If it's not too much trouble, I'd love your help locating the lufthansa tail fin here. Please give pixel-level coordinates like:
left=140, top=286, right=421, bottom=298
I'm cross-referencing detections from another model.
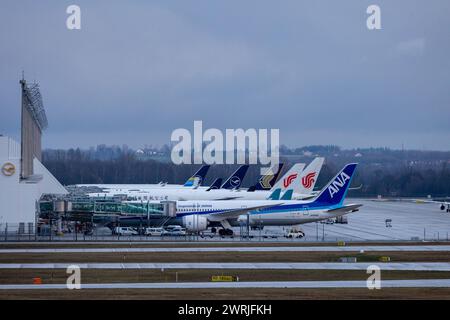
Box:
left=206, top=178, right=223, bottom=191
left=220, top=165, right=249, bottom=190
left=311, top=163, right=357, bottom=207
left=183, top=165, right=210, bottom=187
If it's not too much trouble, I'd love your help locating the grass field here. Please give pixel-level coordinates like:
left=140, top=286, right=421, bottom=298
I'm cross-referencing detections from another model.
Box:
left=2, top=251, right=450, bottom=263
left=2, top=242, right=450, bottom=299
left=0, top=241, right=449, bottom=249
left=1, top=269, right=450, bottom=284
left=2, top=287, right=450, bottom=300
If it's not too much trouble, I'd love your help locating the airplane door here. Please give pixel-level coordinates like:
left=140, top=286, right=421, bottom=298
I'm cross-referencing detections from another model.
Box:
left=302, top=206, right=309, bottom=216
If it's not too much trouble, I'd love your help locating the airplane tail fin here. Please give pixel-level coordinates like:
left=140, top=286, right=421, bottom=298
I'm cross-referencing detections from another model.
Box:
left=267, top=189, right=293, bottom=200
left=221, top=165, right=249, bottom=189
left=250, top=163, right=284, bottom=191
left=183, top=165, right=210, bottom=187
left=297, top=157, right=325, bottom=194
left=267, top=188, right=281, bottom=200
left=270, top=163, right=305, bottom=192
left=206, top=178, right=223, bottom=191
left=311, top=163, right=357, bottom=207
left=280, top=189, right=293, bottom=200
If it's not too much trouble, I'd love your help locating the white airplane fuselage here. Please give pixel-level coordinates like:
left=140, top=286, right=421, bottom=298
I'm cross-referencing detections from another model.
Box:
left=129, top=199, right=359, bottom=227
left=88, top=188, right=313, bottom=201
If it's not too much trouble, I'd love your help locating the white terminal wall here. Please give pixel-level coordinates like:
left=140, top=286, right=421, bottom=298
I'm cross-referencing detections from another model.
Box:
left=0, top=136, right=67, bottom=225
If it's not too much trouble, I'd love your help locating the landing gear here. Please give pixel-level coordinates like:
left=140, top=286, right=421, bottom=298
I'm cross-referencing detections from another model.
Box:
left=218, top=228, right=234, bottom=237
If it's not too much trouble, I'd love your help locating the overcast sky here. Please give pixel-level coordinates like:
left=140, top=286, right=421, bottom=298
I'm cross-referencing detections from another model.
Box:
left=1, top=1, right=449, bottom=150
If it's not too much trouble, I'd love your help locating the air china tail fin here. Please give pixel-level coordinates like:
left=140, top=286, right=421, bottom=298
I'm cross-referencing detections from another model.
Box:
left=183, top=165, right=210, bottom=187
left=311, top=163, right=357, bottom=207
left=206, top=178, right=223, bottom=191
left=297, top=157, right=325, bottom=194
left=250, top=163, right=284, bottom=191
left=221, top=165, right=249, bottom=190
left=270, top=163, right=305, bottom=193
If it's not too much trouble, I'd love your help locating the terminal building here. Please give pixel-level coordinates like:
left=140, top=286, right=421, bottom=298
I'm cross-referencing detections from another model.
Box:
left=0, top=79, right=67, bottom=234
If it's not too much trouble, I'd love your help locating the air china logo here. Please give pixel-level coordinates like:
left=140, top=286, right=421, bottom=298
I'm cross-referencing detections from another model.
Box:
left=301, top=172, right=316, bottom=189
left=283, top=173, right=298, bottom=188
left=328, top=172, right=351, bottom=198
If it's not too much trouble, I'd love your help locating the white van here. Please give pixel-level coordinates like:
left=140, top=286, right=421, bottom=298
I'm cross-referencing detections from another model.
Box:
left=162, top=225, right=187, bottom=236
left=114, top=227, right=139, bottom=236
left=144, top=227, right=164, bottom=236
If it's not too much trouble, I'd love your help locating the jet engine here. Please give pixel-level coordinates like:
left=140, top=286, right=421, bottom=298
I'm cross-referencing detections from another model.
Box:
left=182, top=215, right=208, bottom=232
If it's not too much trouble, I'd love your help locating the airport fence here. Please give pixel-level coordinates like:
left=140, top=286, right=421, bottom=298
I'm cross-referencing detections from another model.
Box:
left=0, top=223, right=37, bottom=241
left=1, top=222, right=450, bottom=242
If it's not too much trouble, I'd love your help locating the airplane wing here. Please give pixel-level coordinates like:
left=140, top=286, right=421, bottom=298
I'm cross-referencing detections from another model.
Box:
left=326, top=204, right=362, bottom=214
left=212, top=196, right=243, bottom=201
left=207, top=204, right=282, bottom=221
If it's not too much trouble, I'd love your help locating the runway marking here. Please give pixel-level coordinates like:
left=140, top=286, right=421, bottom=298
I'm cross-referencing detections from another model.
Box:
left=1, top=262, right=450, bottom=271
left=1, top=245, right=450, bottom=253
left=1, top=279, right=450, bottom=290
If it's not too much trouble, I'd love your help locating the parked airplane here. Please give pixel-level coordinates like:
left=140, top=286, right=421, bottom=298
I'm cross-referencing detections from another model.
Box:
left=88, top=159, right=322, bottom=201
left=413, top=198, right=450, bottom=213
left=85, top=162, right=284, bottom=198
left=126, top=163, right=361, bottom=236
left=76, top=165, right=211, bottom=191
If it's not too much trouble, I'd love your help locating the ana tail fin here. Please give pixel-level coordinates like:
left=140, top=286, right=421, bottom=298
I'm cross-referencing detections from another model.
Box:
left=311, top=163, right=357, bottom=206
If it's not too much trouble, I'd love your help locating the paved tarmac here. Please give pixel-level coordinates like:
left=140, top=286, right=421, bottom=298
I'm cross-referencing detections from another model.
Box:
left=1, top=245, right=450, bottom=254
left=1, top=279, right=450, bottom=290
left=1, top=262, right=450, bottom=271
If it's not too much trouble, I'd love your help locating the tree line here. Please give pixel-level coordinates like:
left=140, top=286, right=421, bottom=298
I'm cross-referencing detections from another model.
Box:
left=42, top=147, right=450, bottom=197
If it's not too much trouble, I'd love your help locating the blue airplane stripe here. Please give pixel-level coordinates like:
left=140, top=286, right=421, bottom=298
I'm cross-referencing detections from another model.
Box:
left=176, top=204, right=340, bottom=217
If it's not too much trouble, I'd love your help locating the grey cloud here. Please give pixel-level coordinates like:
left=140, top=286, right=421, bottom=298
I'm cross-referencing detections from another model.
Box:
left=0, top=0, right=449, bottom=150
